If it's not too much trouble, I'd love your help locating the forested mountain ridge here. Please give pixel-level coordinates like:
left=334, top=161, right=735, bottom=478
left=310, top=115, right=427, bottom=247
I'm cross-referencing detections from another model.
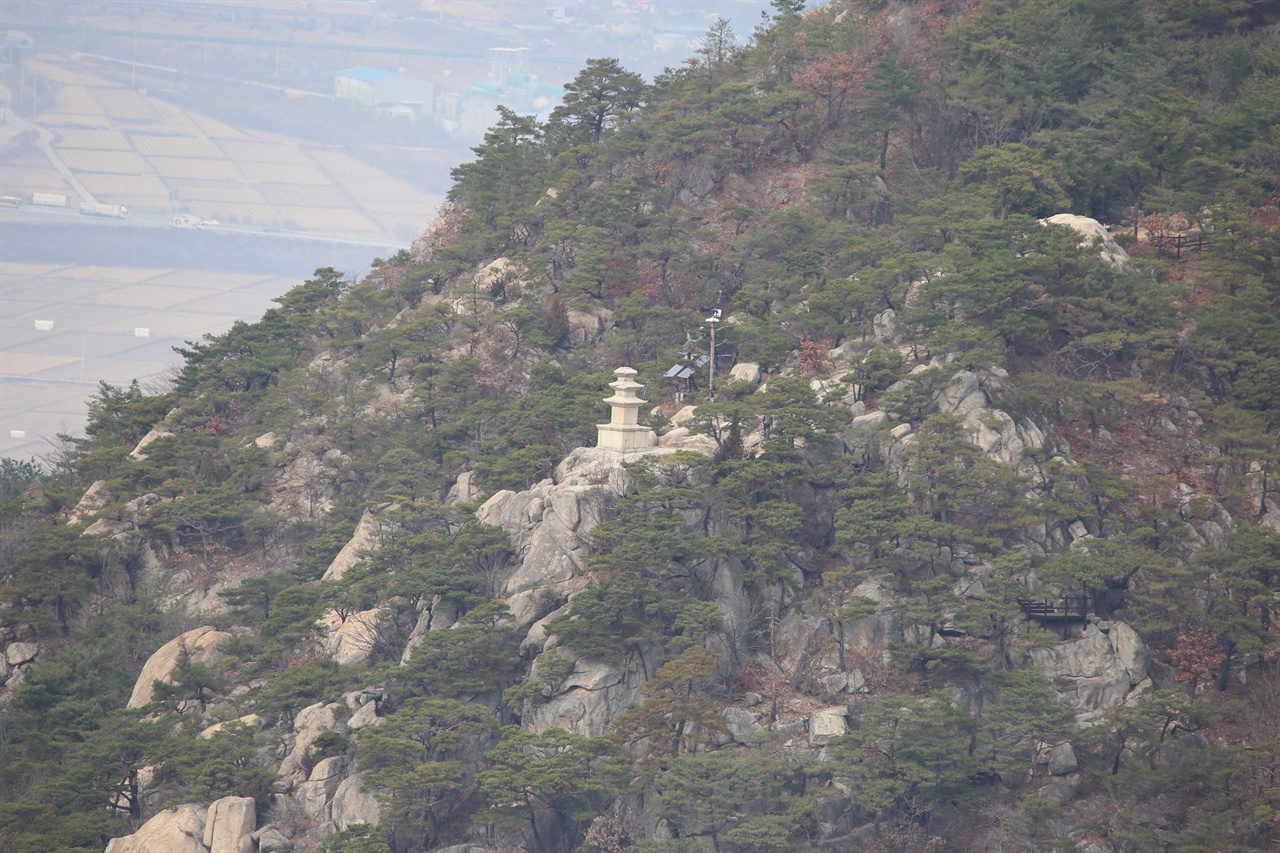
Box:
left=3, top=0, right=1280, bottom=851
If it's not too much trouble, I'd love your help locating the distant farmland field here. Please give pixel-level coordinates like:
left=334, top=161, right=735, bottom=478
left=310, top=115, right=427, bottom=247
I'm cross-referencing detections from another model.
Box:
left=15, top=57, right=440, bottom=243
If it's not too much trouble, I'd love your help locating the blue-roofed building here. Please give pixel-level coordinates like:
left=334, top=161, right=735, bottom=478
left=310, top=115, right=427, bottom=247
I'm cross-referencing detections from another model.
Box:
left=335, top=67, right=433, bottom=113
left=335, top=67, right=396, bottom=106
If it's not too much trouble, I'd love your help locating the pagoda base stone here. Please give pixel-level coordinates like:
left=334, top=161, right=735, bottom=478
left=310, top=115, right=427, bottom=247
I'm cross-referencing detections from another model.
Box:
left=596, top=423, right=657, bottom=451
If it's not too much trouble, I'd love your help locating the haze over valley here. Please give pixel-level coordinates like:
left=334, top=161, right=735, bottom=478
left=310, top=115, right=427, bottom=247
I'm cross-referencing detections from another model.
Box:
left=0, top=0, right=776, bottom=458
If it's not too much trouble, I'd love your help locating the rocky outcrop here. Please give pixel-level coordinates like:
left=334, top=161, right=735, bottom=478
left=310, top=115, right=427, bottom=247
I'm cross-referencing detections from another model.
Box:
left=722, top=707, right=765, bottom=744
left=969, top=409, right=1048, bottom=477
left=202, top=796, right=256, bottom=853
left=1178, top=491, right=1235, bottom=550
left=480, top=440, right=714, bottom=625
left=1029, top=620, right=1151, bottom=725
left=199, top=714, right=262, bottom=739
left=933, top=369, right=988, bottom=417
left=279, top=701, right=346, bottom=782
left=809, top=707, right=849, bottom=743
left=409, top=201, right=457, bottom=263
left=104, top=803, right=208, bottom=853
left=885, top=366, right=1052, bottom=485
left=1045, top=741, right=1078, bottom=776
left=476, top=432, right=728, bottom=741
left=322, top=508, right=391, bottom=582
left=446, top=470, right=481, bottom=505
left=69, top=479, right=111, bottom=524
left=766, top=575, right=968, bottom=706
left=566, top=307, right=612, bottom=345
left=330, top=771, right=382, bottom=831
left=849, top=410, right=888, bottom=431
left=1043, top=213, right=1133, bottom=272
left=872, top=308, right=897, bottom=342
left=252, top=826, right=294, bottom=853
left=296, top=756, right=346, bottom=822
left=130, top=428, right=174, bottom=461
left=1261, top=509, right=1280, bottom=536
left=523, top=650, right=653, bottom=738
left=475, top=257, right=514, bottom=294
left=729, top=362, right=761, bottom=384
left=345, top=687, right=385, bottom=731
left=128, top=626, right=234, bottom=709
left=479, top=482, right=607, bottom=625
left=400, top=599, right=460, bottom=664
left=4, top=642, right=38, bottom=666
left=322, top=608, right=383, bottom=666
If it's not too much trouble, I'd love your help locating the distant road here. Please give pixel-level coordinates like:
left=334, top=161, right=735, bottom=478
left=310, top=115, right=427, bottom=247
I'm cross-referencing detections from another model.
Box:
left=0, top=84, right=100, bottom=203
left=0, top=215, right=393, bottom=276
left=0, top=206, right=406, bottom=256
left=1, top=19, right=580, bottom=64
left=72, top=50, right=333, bottom=99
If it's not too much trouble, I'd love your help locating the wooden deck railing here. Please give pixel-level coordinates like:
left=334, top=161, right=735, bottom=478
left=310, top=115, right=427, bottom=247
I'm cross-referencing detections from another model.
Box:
left=1018, top=596, right=1090, bottom=622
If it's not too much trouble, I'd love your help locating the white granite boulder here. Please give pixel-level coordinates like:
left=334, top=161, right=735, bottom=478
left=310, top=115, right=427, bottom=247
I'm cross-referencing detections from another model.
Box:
left=331, top=771, right=382, bottom=830
left=1030, top=621, right=1151, bottom=724
left=446, top=470, right=481, bottom=504
left=279, top=701, right=346, bottom=782
left=105, top=804, right=207, bottom=853
left=1047, top=741, right=1078, bottom=776
left=4, top=642, right=38, bottom=666
left=522, top=652, right=651, bottom=738
left=324, top=608, right=383, bottom=666
left=873, top=308, right=897, bottom=341
left=722, top=707, right=764, bottom=743
left=1043, top=213, right=1133, bottom=272
left=850, top=411, right=888, bottom=430
left=128, top=626, right=232, bottom=709
left=934, top=370, right=988, bottom=416
left=322, top=508, right=390, bottom=582
left=296, top=756, right=346, bottom=822
left=68, top=479, right=110, bottom=524
left=203, top=795, right=256, bottom=853
left=729, top=362, right=761, bottom=384
left=809, top=707, right=849, bottom=743
left=130, top=428, right=173, bottom=461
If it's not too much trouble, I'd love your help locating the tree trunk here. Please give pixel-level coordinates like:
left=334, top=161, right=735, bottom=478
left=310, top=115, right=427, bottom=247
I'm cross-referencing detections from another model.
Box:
left=1216, top=638, right=1236, bottom=692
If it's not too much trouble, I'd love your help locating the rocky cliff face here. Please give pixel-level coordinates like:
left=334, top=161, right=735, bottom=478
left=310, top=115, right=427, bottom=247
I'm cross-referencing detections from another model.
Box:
left=1030, top=619, right=1152, bottom=725
left=95, top=343, right=1178, bottom=853
left=76, top=196, right=1251, bottom=853
left=4, top=0, right=1276, bottom=838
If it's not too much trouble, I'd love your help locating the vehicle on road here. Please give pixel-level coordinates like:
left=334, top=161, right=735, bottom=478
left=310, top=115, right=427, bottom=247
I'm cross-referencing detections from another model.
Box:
left=80, top=202, right=128, bottom=219
left=0, top=196, right=22, bottom=209
left=174, top=214, right=199, bottom=228
left=30, top=192, right=69, bottom=208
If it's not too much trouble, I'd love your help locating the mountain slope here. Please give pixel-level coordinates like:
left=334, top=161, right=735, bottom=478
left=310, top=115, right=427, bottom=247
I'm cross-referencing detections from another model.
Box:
left=3, top=1, right=1280, bottom=851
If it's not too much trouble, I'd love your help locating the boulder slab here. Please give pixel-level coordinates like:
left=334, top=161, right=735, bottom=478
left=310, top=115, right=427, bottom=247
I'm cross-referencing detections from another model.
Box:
left=203, top=796, right=256, bottom=853
left=4, top=642, right=38, bottom=666
left=280, top=701, right=345, bottom=781
left=105, top=804, right=207, bottom=853
left=809, top=707, right=849, bottom=744
left=331, top=771, right=382, bottom=830
left=325, top=608, right=382, bottom=666
left=1030, top=621, right=1150, bottom=723
left=323, top=508, right=388, bottom=582
left=128, top=626, right=232, bottom=709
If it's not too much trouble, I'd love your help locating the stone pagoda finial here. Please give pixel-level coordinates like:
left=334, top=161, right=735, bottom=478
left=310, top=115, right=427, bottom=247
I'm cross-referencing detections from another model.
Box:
left=597, top=367, right=657, bottom=451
